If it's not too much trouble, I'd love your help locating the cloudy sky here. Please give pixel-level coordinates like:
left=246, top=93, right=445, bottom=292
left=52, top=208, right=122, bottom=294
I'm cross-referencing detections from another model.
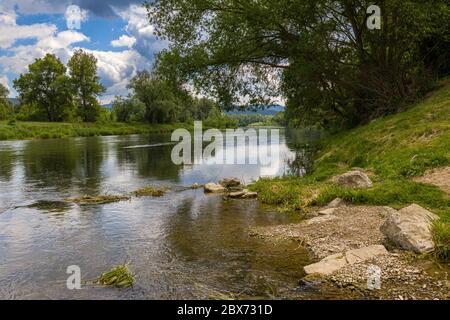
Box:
left=0, top=0, right=166, bottom=103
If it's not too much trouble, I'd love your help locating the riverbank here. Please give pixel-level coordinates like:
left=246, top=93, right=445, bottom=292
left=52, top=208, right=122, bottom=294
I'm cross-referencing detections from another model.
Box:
left=250, top=79, right=450, bottom=259
left=0, top=121, right=190, bottom=141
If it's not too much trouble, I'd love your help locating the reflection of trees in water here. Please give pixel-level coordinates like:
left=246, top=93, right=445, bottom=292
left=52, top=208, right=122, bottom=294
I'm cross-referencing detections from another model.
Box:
left=115, top=140, right=181, bottom=181
left=22, top=137, right=104, bottom=195
left=284, top=128, right=323, bottom=177
left=0, top=149, right=15, bottom=181
left=285, top=146, right=317, bottom=176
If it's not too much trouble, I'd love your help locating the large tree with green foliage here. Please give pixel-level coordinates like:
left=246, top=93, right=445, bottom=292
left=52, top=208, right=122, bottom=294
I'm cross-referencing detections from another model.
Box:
left=147, top=0, right=450, bottom=128
left=13, top=54, right=73, bottom=122
left=127, top=70, right=193, bottom=123
left=0, top=83, right=13, bottom=120
left=68, top=49, right=105, bottom=122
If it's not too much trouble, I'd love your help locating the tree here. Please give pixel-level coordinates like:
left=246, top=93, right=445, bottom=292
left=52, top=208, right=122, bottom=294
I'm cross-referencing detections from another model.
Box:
left=68, top=49, right=105, bottom=122
left=112, top=96, right=146, bottom=123
left=0, top=83, right=13, bottom=120
left=13, top=54, right=73, bottom=122
left=147, top=0, right=450, bottom=128
left=127, top=70, right=189, bottom=124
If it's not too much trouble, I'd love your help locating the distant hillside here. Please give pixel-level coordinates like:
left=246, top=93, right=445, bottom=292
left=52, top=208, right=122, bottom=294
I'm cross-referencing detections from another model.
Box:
left=227, top=105, right=285, bottom=116
left=7, top=98, right=20, bottom=106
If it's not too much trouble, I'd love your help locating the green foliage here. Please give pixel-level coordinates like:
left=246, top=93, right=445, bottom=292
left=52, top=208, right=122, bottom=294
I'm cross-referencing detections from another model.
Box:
left=433, top=221, right=450, bottom=260
left=13, top=54, right=73, bottom=122
left=68, top=49, right=105, bottom=122
left=250, top=81, right=450, bottom=260
left=148, top=0, right=450, bottom=128
left=128, top=70, right=190, bottom=124
left=112, top=96, right=146, bottom=123
left=0, top=83, right=13, bottom=120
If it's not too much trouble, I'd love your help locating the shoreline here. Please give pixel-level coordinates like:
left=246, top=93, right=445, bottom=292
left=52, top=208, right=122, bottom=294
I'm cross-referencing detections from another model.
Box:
left=0, top=121, right=191, bottom=141
left=250, top=203, right=450, bottom=300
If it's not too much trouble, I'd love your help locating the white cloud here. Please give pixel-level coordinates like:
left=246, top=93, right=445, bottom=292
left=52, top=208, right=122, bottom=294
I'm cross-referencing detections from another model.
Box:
left=0, top=30, right=89, bottom=74
left=113, top=4, right=167, bottom=58
left=0, top=76, right=11, bottom=93
left=0, top=11, right=57, bottom=49
left=0, top=3, right=161, bottom=103
left=83, top=48, right=150, bottom=102
left=111, top=35, right=136, bottom=48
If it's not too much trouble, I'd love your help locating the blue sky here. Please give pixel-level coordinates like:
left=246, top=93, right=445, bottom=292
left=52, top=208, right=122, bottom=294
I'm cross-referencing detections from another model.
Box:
left=0, top=0, right=166, bottom=103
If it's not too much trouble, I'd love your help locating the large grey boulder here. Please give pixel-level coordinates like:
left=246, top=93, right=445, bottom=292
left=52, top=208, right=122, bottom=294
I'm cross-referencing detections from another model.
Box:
left=336, top=170, right=373, bottom=189
left=380, top=204, right=440, bottom=253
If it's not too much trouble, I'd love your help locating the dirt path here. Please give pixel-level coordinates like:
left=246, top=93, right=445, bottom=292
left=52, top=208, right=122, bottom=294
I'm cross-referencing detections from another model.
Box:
left=414, top=166, right=450, bottom=195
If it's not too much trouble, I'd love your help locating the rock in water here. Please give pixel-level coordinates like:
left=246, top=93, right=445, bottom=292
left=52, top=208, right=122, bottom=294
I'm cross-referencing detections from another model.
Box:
left=380, top=204, right=440, bottom=253
left=336, top=170, right=373, bottom=188
left=228, top=189, right=258, bottom=199
left=204, top=183, right=226, bottom=193
left=219, top=177, right=242, bottom=188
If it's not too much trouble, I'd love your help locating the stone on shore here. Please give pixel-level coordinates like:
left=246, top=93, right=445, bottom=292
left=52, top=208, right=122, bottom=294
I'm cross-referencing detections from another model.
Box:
left=336, top=170, right=373, bottom=189
left=304, top=245, right=389, bottom=276
left=318, top=208, right=337, bottom=216
left=304, top=253, right=347, bottom=276
left=345, top=245, right=388, bottom=264
left=327, top=198, right=345, bottom=208
left=380, top=204, right=439, bottom=253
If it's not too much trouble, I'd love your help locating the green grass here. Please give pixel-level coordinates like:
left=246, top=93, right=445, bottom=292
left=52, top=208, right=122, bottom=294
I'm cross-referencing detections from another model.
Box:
left=251, top=79, right=450, bottom=260
left=0, top=121, right=190, bottom=141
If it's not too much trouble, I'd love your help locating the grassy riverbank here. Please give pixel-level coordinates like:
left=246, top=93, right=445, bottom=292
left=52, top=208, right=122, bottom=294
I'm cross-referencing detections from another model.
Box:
left=0, top=121, right=189, bottom=140
left=251, top=79, right=450, bottom=260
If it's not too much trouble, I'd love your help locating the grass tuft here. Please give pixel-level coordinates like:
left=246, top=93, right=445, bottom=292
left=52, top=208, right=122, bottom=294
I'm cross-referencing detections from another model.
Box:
left=96, top=265, right=135, bottom=288
left=433, top=221, right=450, bottom=261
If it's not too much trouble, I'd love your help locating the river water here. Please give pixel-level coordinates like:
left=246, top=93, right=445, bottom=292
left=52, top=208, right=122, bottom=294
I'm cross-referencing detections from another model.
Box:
left=0, top=128, right=323, bottom=299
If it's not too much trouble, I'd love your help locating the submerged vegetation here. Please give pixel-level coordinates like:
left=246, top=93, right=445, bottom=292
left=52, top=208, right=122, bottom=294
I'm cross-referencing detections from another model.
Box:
left=132, top=186, right=169, bottom=197
left=251, top=80, right=450, bottom=260
left=66, top=195, right=131, bottom=205
left=96, top=265, right=135, bottom=288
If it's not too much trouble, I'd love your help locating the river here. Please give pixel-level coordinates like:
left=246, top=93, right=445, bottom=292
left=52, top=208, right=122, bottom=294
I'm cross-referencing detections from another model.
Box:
left=0, top=128, right=324, bottom=299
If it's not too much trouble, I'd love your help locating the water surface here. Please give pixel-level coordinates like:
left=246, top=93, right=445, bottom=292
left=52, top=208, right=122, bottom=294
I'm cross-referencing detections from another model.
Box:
left=0, top=129, right=323, bottom=299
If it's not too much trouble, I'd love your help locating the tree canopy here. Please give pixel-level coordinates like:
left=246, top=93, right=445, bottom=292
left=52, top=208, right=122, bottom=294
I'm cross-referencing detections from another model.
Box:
left=13, top=54, right=73, bottom=122
left=68, top=49, right=105, bottom=122
left=147, top=0, right=450, bottom=127
left=0, top=83, right=12, bottom=120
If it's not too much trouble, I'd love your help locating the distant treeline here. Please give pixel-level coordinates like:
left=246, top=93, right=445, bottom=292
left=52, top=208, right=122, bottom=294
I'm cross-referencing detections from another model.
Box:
left=0, top=51, right=283, bottom=128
